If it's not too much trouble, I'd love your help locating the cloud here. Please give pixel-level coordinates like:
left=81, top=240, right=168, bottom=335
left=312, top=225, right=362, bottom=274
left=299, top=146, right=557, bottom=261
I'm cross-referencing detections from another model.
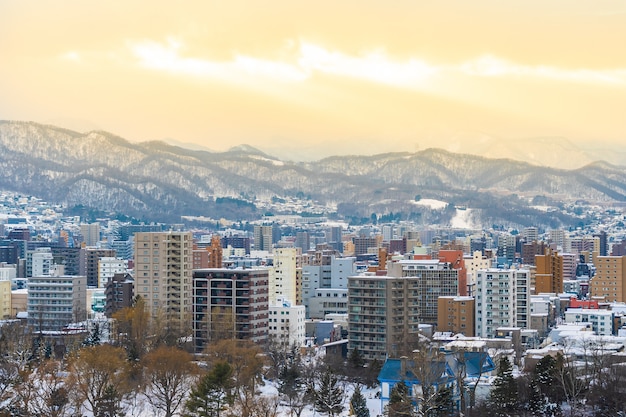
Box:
left=460, top=54, right=626, bottom=86
left=66, top=37, right=626, bottom=90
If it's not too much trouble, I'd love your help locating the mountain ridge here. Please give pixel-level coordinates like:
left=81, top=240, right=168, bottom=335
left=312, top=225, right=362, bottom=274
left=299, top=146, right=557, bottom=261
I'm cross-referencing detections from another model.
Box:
left=1, top=120, right=624, bottom=228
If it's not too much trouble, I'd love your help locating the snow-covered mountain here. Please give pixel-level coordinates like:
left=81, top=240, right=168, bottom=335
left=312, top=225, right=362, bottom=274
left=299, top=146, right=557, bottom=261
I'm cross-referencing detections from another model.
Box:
left=1, top=120, right=624, bottom=227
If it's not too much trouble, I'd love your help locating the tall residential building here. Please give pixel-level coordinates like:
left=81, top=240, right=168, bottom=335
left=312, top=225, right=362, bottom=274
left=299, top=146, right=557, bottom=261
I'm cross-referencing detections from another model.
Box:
left=0, top=272, right=11, bottom=318
left=590, top=256, right=626, bottom=302
left=522, top=241, right=547, bottom=266
left=549, top=229, right=569, bottom=252
left=208, top=235, right=223, bottom=268
left=80, top=247, right=116, bottom=287
left=348, top=260, right=458, bottom=361
left=535, top=248, right=564, bottom=294
left=80, top=222, right=101, bottom=247
left=134, top=231, right=193, bottom=330
left=98, top=257, right=129, bottom=288
left=437, top=296, right=475, bottom=337
left=192, top=268, right=269, bottom=352
left=104, top=273, right=134, bottom=318
left=31, top=248, right=53, bottom=277
left=593, top=231, right=608, bottom=257
left=353, top=237, right=379, bottom=256
left=522, top=227, right=539, bottom=242
left=387, top=260, right=459, bottom=325
left=269, top=248, right=298, bottom=305
left=27, top=267, right=86, bottom=331
left=254, top=225, right=274, bottom=252
left=475, top=268, right=530, bottom=338
left=438, top=250, right=468, bottom=296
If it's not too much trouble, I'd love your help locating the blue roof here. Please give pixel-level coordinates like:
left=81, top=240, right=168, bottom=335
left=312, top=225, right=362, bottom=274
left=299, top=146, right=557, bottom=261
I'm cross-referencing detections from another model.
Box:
left=378, top=358, right=454, bottom=385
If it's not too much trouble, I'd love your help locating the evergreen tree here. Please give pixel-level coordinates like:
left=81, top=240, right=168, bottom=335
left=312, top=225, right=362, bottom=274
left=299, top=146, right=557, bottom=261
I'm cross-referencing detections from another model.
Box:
left=486, top=357, right=518, bottom=417
left=430, top=386, right=454, bottom=417
left=528, top=366, right=562, bottom=417
left=313, top=367, right=345, bottom=417
left=94, top=385, right=124, bottom=417
left=348, top=347, right=365, bottom=369
left=185, top=361, right=234, bottom=417
left=350, top=385, right=370, bottom=417
left=386, top=381, right=415, bottom=417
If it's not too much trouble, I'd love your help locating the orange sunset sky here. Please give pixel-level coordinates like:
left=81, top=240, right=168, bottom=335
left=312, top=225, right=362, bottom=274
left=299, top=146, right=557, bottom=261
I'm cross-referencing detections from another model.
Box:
left=1, top=1, right=625, bottom=160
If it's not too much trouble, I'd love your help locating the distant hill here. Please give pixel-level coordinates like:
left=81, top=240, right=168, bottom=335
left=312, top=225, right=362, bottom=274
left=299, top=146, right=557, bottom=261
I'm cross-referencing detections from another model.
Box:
left=1, top=120, right=625, bottom=228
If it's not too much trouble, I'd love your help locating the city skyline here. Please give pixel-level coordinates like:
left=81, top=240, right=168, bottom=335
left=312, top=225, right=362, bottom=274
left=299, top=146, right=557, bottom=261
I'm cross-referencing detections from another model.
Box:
left=2, top=1, right=626, bottom=161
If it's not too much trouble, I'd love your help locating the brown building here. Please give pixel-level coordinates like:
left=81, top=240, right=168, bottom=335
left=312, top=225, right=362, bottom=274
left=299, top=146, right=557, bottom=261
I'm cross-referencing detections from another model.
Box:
left=522, top=240, right=547, bottom=266
left=437, top=296, right=475, bottom=336
left=590, top=256, right=626, bottom=302
left=104, top=273, right=134, bottom=318
left=192, top=268, right=269, bottom=352
left=208, top=235, right=223, bottom=268
left=535, top=248, right=563, bottom=294
left=192, top=246, right=209, bottom=269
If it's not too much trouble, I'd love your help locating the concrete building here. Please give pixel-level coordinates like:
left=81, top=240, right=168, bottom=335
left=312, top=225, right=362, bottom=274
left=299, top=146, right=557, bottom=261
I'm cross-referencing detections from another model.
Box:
left=387, top=260, right=459, bottom=325
left=0, top=275, right=11, bottom=319
left=348, top=260, right=458, bottom=361
left=80, top=222, right=101, bottom=247
left=134, top=231, right=193, bottom=330
left=207, top=235, right=223, bottom=268
left=80, top=248, right=116, bottom=287
left=31, top=247, right=53, bottom=277
left=268, top=297, right=306, bottom=348
left=437, top=296, right=475, bottom=336
left=269, top=247, right=298, bottom=305
left=192, top=268, right=269, bottom=352
left=98, top=257, right=129, bottom=289
left=308, top=288, right=348, bottom=319
left=254, top=225, right=274, bottom=252
left=104, top=272, right=134, bottom=318
left=590, top=255, right=626, bottom=302
left=564, top=308, right=614, bottom=336
left=475, top=268, right=531, bottom=338
left=27, top=267, right=87, bottom=331
left=465, top=251, right=491, bottom=296
left=535, top=248, right=564, bottom=294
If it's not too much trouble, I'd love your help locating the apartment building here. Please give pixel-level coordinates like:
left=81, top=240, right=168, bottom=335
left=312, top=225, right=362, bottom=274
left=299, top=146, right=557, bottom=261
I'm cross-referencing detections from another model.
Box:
left=348, top=260, right=458, bottom=361
left=192, top=268, right=269, bottom=352
left=134, top=231, right=193, bottom=330
left=590, top=255, right=626, bottom=302
left=27, top=267, right=86, bottom=331
left=475, top=268, right=530, bottom=338
left=437, top=296, right=475, bottom=336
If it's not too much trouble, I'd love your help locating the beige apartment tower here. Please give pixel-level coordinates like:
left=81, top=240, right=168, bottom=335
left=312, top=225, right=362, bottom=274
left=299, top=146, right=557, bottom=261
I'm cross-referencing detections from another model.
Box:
left=134, top=231, right=193, bottom=331
left=437, top=296, right=475, bottom=337
left=590, top=256, right=626, bottom=302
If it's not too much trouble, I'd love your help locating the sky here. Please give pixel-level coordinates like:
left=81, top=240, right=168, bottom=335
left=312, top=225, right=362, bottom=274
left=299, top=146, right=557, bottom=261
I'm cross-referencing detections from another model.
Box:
left=2, top=1, right=626, bottom=160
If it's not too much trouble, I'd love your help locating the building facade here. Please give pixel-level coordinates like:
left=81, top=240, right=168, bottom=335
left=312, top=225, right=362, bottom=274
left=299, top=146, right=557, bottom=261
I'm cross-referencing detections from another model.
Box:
left=134, top=231, right=193, bottom=330
left=475, top=268, right=530, bottom=338
left=192, top=268, right=269, bottom=352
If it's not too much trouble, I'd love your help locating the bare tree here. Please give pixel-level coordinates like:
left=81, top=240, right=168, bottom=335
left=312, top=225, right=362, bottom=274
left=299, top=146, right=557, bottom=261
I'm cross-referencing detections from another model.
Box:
left=142, top=345, right=198, bottom=417
left=67, top=344, right=130, bottom=417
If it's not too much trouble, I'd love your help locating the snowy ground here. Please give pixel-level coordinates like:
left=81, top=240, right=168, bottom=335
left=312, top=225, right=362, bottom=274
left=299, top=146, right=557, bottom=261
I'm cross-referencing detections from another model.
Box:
left=122, top=378, right=382, bottom=417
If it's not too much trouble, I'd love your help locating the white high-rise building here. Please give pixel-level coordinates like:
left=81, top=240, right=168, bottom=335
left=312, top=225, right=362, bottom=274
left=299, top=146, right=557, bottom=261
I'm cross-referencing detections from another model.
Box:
left=98, top=257, right=129, bottom=288
left=32, top=248, right=53, bottom=277
left=268, top=298, right=306, bottom=348
left=475, top=268, right=531, bottom=338
left=269, top=248, right=298, bottom=305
